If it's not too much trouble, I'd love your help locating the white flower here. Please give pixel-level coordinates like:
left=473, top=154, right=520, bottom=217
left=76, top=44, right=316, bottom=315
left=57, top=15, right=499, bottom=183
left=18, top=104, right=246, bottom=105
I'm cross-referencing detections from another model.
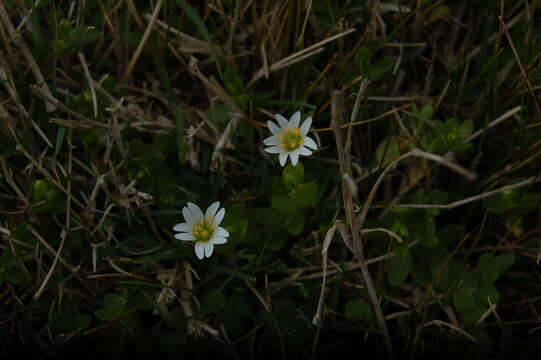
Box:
left=173, top=201, right=229, bottom=260
left=263, top=111, right=318, bottom=167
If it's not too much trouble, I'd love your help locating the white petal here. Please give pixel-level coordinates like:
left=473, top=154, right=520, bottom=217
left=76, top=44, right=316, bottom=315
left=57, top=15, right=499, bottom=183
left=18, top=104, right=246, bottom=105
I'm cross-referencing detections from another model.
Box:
left=290, top=150, right=300, bottom=166
left=214, top=208, right=225, bottom=226
left=264, top=145, right=283, bottom=154
left=187, top=202, right=204, bottom=221
left=279, top=152, right=288, bottom=167
left=204, top=243, right=214, bottom=258
left=303, top=136, right=318, bottom=150
left=299, top=117, right=312, bottom=136
left=182, top=206, right=195, bottom=225
left=275, top=114, right=290, bottom=130
left=212, top=236, right=228, bottom=244
left=206, top=202, right=220, bottom=218
left=299, top=146, right=313, bottom=156
left=267, top=121, right=282, bottom=136
left=194, top=242, right=205, bottom=259
left=173, top=223, right=191, bottom=232
left=215, top=227, right=229, bottom=237
left=175, top=232, right=195, bottom=241
left=290, top=111, right=301, bottom=129
left=263, top=136, right=282, bottom=146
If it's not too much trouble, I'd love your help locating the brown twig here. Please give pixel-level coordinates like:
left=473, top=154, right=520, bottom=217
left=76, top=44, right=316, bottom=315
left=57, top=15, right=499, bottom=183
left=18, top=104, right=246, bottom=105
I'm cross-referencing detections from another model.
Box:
left=331, top=89, right=395, bottom=359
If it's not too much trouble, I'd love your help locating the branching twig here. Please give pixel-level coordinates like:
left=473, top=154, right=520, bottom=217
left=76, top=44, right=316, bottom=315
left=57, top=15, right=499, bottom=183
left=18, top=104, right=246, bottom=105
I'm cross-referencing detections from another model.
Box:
left=393, top=175, right=540, bottom=210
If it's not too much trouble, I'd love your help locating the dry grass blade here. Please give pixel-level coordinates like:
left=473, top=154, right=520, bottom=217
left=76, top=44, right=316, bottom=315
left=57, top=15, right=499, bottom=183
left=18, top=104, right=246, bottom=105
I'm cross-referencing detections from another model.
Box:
left=312, top=220, right=339, bottom=326
left=34, top=230, right=68, bottom=299
left=123, top=0, right=164, bottom=82
left=0, top=3, right=55, bottom=112
left=356, top=149, right=478, bottom=232
left=187, top=57, right=244, bottom=171
left=331, top=89, right=395, bottom=360
left=145, top=14, right=215, bottom=55
left=499, top=16, right=541, bottom=121
left=394, top=175, right=541, bottom=210
left=423, top=320, right=477, bottom=343
left=247, top=28, right=356, bottom=88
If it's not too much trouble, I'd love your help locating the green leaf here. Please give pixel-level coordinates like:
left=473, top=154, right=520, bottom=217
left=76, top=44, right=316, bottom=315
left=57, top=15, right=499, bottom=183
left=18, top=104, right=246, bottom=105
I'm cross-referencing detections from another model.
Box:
left=94, top=293, right=127, bottom=321
left=394, top=240, right=409, bottom=258
left=428, top=4, right=450, bottom=22
left=431, top=248, right=449, bottom=286
left=375, top=136, right=403, bottom=166
left=365, top=58, right=394, bottom=78
left=31, top=179, right=65, bottom=214
left=255, top=207, right=282, bottom=225
left=271, top=196, right=297, bottom=216
left=266, top=228, right=289, bottom=251
left=157, top=167, right=175, bottom=189
left=230, top=292, right=253, bottom=318
left=463, top=307, right=487, bottom=327
left=201, top=290, right=227, bottom=315
left=344, top=298, right=374, bottom=322
left=411, top=259, right=431, bottom=286
left=54, top=126, right=66, bottom=156
left=419, top=104, right=434, bottom=121
left=223, top=203, right=250, bottom=223
left=287, top=211, right=305, bottom=236
left=206, top=264, right=253, bottom=282
left=478, top=282, right=500, bottom=305
left=479, top=253, right=515, bottom=283
left=291, top=182, right=318, bottom=208
left=387, top=249, right=412, bottom=286
left=282, top=162, right=304, bottom=189
left=453, top=285, right=476, bottom=315
left=152, top=133, right=172, bottom=153
left=271, top=176, right=289, bottom=195
left=224, top=66, right=244, bottom=96
left=222, top=203, right=250, bottom=240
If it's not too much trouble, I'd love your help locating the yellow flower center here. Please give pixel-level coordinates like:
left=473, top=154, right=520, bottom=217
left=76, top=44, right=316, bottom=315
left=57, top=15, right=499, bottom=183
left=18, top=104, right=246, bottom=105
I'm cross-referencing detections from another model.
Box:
left=278, top=128, right=304, bottom=151
left=192, top=216, right=215, bottom=243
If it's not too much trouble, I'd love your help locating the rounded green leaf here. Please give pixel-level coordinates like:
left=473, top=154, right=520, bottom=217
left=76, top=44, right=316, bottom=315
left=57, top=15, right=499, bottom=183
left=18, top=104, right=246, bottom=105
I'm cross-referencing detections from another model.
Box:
left=94, top=293, right=127, bottom=321
left=291, top=182, right=318, bottom=208
left=255, top=207, right=282, bottom=225
left=282, top=162, right=304, bottom=189
left=267, top=229, right=289, bottom=251
left=478, top=282, right=499, bottom=305
left=479, top=253, right=515, bottom=284
left=287, top=211, right=304, bottom=236
left=271, top=196, right=297, bottom=216
left=344, top=298, right=374, bottom=322
left=201, top=290, right=227, bottom=315
left=453, top=283, right=477, bottom=315
left=387, top=249, right=412, bottom=286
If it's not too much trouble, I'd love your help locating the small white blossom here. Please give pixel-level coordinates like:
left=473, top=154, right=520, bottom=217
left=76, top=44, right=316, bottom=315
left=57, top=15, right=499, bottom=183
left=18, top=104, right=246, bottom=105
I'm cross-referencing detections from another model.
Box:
left=263, top=111, right=318, bottom=166
left=173, top=202, right=229, bottom=260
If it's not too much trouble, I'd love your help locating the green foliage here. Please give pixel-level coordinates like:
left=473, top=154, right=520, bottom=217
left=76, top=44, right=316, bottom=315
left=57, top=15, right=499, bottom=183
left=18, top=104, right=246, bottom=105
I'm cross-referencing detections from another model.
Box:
left=344, top=298, right=374, bottom=322
left=423, top=118, right=473, bottom=154
left=51, top=21, right=101, bottom=57
left=282, top=163, right=305, bottom=189
left=2, top=0, right=539, bottom=357
left=484, top=188, right=539, bottom=214
left=478, top=254, right=515, bottom=284
left=94, top=293, right=128, bottom=321
left=387, top=243, right=412, bottom=286
left=31, top=179, right=66, bottom=214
